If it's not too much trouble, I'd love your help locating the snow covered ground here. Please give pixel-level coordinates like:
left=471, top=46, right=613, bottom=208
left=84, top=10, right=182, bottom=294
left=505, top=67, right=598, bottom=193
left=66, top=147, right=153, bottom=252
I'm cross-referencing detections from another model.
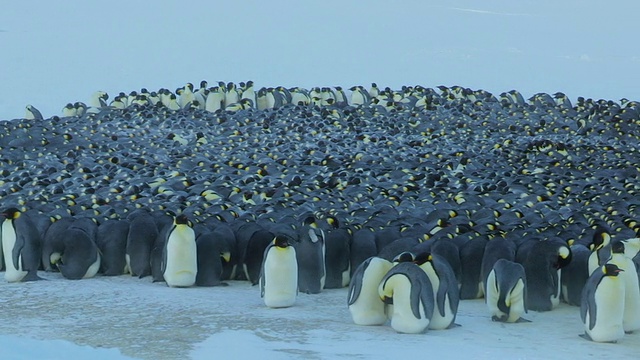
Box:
left=2, top=1, right=640, bottom=358
left=1, top=1, right=639, bottom=120
left=1, top=273, right=639, bottom=360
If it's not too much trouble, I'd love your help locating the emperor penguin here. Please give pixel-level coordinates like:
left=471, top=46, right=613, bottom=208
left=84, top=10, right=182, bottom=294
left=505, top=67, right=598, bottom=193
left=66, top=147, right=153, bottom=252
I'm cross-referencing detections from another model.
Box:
left=25, top=105, right=44, bottom=120
left=260, top=235, right=298, bottom=308
left=609, top=240, right=640, bottom=333
left=62, top=103, right=77, bottom=117
left=177, top=83, right=196, bottom=109
left=225, top=82, right=240, bottom=107
left=485, top=258, right=529, bottom=323
left=1, top=208, right=42, bottom=282
left=348, top=256, right=393, bottom=325
left=587, top=227, right=612, bottom=275
left=162, top=214, right=198, bottom=287
left=378, top=261, right=434, bottom=334
left=294, top=213, right=326, bottom=294
left=524, top=240, right=572, bottom=311
left=88, top=91, right=109, bottom=112
left=580, top=263, right=626, bottom=343
left=414, top=252, right=459, bottom=330
left=205, top=86, right=225, bottom=112
left=350, top=86, right=370, bottom=106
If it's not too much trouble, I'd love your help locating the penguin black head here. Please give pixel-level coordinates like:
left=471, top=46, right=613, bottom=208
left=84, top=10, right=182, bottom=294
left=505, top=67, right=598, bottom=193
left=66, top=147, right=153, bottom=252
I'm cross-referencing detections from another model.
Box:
left=611, top=240, right=625, bottom=254
left=590, top=227, right=611, bottom=250
left=175, top=214, right=189, bottom=225
left=603, top=263, right=624, bottom=277
left=413, top=252, right=432, bottom=266
left=274, top=235, right=289, bottom=248
left=1, top=207, right=21, bottom=220
left=392, top=251, right=415, bottom=263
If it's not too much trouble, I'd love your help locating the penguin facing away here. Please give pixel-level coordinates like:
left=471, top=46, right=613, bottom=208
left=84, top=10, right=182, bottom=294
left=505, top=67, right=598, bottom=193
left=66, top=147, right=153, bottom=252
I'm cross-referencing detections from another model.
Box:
left=1, top=208, right=43, bottom=282
left=260, top=235, right=298, bottom=308
left=485, top=258, right=529, bottom=323
left=580, top=263, right=626, bottom=343
left=162, top=214, right=198, bottom=287
left=348, top=256, right=393, bottom=325
left=414, top=252, right=460, bottom=329
left=378, top=262, right=435, bottom=334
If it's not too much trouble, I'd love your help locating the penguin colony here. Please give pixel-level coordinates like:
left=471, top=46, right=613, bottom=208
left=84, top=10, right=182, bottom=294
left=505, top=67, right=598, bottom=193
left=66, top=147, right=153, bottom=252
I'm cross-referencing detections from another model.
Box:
left=2, top=82, right=640, bottom=340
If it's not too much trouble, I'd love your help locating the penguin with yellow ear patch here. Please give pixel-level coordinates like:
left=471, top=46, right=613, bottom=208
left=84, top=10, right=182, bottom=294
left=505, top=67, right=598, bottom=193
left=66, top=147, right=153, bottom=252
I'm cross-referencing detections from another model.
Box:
left=378, top=261, right=434, bottom=334
left=485, top=258, right=529, bottom=323
left=348, top=256, right=393, bottom=325
left=260, top=235, right=298, bottom=308
left=587, top=227, right=612, bottom=275
left=1, top=208, right=43, bottom=282
left=162, top=214, right=197, bottom=287
left=580, top=263, right=625, bottom=343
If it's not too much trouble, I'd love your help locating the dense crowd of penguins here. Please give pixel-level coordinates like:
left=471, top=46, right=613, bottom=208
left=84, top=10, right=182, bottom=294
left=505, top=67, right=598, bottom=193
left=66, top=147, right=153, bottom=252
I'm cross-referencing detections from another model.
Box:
left=2, top=81, right=640, bottom=342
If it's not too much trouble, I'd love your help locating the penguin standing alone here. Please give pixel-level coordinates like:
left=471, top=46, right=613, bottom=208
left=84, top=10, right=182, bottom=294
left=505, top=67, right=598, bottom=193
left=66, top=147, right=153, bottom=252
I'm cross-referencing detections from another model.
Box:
left=162, top=214, right=198, bottom=287
left=580, top=263, right=626, bottom=343
left=1, top=208, right=42, bottom=282
left=260, top=235, right=298, bottom=308
left=485, top=258, right=529, bottom=323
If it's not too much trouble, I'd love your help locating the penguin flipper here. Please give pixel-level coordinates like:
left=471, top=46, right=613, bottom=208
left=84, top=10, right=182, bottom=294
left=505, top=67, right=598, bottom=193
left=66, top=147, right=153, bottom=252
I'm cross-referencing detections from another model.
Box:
left=435, top=278, right=448, bottom=318
left=347, top=258, right=370, bottom=306
left=12, top=235, right=26, bottom=270
left=579, top=333, right=593, bottom=342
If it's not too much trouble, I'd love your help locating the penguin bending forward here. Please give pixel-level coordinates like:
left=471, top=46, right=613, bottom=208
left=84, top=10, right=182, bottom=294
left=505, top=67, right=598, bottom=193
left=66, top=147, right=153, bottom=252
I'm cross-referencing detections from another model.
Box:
left=347, top=256, right=393, bottom=325
left=378, top=262, right=434, bottom=334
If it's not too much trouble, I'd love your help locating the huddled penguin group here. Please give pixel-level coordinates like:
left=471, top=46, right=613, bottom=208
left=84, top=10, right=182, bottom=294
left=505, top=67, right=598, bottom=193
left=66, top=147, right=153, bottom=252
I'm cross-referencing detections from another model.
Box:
left=2, top=81, right=640, bottom=342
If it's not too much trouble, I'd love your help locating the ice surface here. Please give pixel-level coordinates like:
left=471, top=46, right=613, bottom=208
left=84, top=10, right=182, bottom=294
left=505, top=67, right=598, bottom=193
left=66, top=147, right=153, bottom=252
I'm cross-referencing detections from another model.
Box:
left=1, top=273, right=639, bottom=359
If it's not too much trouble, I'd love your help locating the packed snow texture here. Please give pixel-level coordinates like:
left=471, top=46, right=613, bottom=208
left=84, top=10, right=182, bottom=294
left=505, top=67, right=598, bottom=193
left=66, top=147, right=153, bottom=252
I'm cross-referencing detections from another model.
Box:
left=2, top=274, right=640, bottom=360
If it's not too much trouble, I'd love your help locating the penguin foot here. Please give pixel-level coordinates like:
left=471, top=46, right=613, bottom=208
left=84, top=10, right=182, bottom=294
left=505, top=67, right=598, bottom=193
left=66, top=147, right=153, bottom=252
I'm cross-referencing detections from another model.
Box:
left=447, top=323, right=462, bottom=329
left=491, top=315, right=507, bottom=322
left=579, top=333, right=593, bottom=342
left=625, top=331, right=633, bottom=334
left=516, top=317, right=531, bottom=323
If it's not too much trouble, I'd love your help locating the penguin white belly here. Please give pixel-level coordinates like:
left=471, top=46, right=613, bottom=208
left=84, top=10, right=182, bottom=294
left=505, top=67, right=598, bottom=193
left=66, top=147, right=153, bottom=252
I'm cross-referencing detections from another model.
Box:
left=124, top=254, right=131, bottom=275
left=485, top=270, right=503, bottom=319
left=83, top=252, right=101, bottom=279
left=163, top=229, right=197, bottom=287
left=550, top=269, right=561, bottom=309
left=586, top=277, right=625, bottom=342
left=349, top=262, right=389, bottom=325
left=262, top=248, right=298, bottom=308
left=387, top=277, right=430, bottom=334
left=506, top=279, right=526, bottom=323
left=341, top=264, right=351, bottom=288
left=611, top=254, right=640, bottom=332
left=2, top=221, right=27, bottom=282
